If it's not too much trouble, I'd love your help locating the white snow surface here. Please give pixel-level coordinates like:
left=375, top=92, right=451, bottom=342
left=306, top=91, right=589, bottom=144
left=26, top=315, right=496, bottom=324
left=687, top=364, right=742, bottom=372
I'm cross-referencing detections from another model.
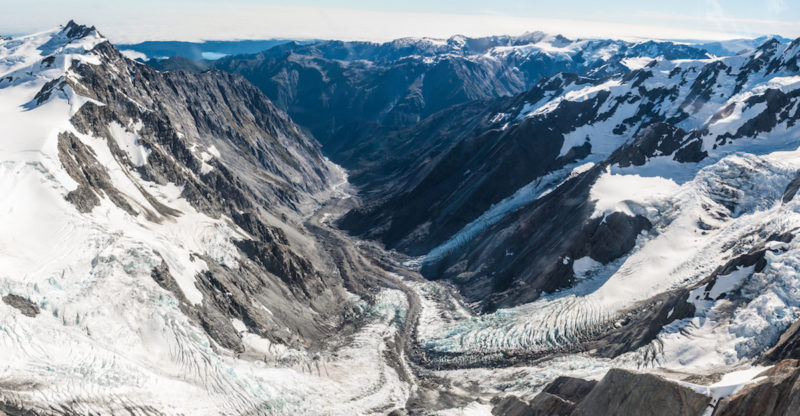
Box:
left=590, top=168, right=680, bottom=219
left=108, top=121, right=150, bottom=167
left=681, top=366, right=769, bottom=416
left=620, top=56, right=655, bottom=70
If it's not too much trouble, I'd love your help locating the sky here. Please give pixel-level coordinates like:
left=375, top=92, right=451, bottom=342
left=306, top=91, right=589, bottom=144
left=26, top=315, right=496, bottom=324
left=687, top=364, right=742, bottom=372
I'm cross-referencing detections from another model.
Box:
left=2, top=0, right=800, bottom=43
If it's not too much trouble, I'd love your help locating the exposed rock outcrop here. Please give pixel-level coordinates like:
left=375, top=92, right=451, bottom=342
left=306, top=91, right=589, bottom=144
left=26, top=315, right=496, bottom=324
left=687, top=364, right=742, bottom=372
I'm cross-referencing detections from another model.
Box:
left=541, top=376, right=598, bottom=404
left=30, top=26, right=357, bottom=352
left=571, top=369, right=710, bottom=416
left=2, top=294, right=39, bottom=318
left=715, top=360, right=800, bottom=416
left=763, top=319, right=800, bottom=362
left=493, top=370, right=709, bottom=416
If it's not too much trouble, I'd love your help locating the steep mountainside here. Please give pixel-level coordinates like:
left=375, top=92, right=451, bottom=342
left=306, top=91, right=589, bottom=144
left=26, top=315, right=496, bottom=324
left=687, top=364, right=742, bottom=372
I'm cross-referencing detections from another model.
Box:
left=0, top=21, right=405, bottom=414
left=344, top=37, right=800, bottom=406
left=340, top=37, right=800, bottom=279
left=412, top=38, right=800, bottom=308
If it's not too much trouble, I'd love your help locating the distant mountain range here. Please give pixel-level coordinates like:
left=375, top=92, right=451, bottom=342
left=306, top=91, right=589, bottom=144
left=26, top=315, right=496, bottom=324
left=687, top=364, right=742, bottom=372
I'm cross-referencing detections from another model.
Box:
left=122, top=34, right=793, bottom=62
left=696, top=35, right=794, bottom=56
left=206, top=34, right=711, bottom=155
left=117, top=38, right=319, bottom=60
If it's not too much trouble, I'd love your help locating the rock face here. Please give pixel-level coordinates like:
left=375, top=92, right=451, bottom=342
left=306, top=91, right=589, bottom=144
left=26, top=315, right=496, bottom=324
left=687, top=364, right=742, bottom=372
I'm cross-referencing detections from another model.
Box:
left=541, top=376, right=598, bottom=404
left=571, top=369, right=710, bottom=416
left=492, top=396, right=539, bottom=416
left=146, top=55, right=209, bottom=72
left=68, top=41, right=337, bottom=211
left=489, top=364, right=800, bottom=416
left=493, top=370, right=709, bottom=416
left=2, top=294, right=39, bottom=318
left=493, top=393, right=575, bottom=416
left=50, top=36, right=353, bottom=350
left=492, top=376, right=597, bottom=416
left=527, top=393, right=578, bottom=416
left=715, top=360, right=800, bottom=416
left=764, top=320, right=800, bottom=362
left=614, top=122, right=695, bottom=167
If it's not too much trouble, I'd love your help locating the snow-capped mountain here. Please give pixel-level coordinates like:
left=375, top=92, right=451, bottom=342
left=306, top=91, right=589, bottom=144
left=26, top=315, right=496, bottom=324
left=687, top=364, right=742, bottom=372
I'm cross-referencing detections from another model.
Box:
left=239, top=32, right=710, bottom=65
left=0, top=21, right=416, bottom=414
left=343, top=36, right=800, bottom=278
left=207, top=33, right=711, bottom=155
left=5, top=20, right=800, bottom=416
left=413, top=37, right=800, bottom=307
left=697, top=35, right=793, bottom=57
left=335, top=33, right=800, bottom=413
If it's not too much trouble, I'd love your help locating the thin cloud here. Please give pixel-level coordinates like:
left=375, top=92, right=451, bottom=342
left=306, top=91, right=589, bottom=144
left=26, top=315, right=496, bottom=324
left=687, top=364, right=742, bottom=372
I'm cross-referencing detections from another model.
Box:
left=97, top=6, right=745, bottom=43
left=632, top=8, right=800, bottom=38
left=768, top=0, right=787, bottom=14
left=0, top=4, right=768, bottom=43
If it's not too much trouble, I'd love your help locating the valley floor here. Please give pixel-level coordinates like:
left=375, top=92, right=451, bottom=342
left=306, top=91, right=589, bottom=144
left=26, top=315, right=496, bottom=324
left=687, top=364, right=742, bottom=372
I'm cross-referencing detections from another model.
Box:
left=290, top=180, right=776, bottom=415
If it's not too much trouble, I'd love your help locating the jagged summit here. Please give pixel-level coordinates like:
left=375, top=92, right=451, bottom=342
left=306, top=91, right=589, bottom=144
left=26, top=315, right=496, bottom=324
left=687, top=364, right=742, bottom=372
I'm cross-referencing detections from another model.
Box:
left=61, top=19, right=97, bottom=39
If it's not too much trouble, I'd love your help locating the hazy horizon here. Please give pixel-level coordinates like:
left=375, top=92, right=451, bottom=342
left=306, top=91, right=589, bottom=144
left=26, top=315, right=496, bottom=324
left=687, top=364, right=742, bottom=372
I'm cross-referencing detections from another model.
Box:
left=3, top=1, right=800, bottom=44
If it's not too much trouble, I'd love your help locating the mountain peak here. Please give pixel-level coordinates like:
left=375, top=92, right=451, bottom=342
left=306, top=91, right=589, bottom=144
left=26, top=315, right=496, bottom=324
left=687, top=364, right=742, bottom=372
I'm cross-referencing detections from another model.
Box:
left=61, top=20, right=97, bottom=39
left=514, top=31, right=549, bottom=44
left=447, top=34, right=468, bottom=47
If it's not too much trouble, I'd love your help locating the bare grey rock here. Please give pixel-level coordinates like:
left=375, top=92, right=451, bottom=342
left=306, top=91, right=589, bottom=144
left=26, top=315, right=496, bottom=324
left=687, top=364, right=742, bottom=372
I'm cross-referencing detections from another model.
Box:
left=57, top=131, right=135, bottom=215
left=2, top=294, right=39, bottom=318
left=492, top=377, right=595, bottom=416
left=492, top=395, right=536, bottom=416
left=197, top=302, right=244, bottom=353
left=571, top=369, right=710, bottom=416
left=782, top=170, right=800, bottom=203
left=715, top=360, right=800, bottom=416
left=763, top=319, right=800, bottom=362
left=542, top=376, right=597, bottom=404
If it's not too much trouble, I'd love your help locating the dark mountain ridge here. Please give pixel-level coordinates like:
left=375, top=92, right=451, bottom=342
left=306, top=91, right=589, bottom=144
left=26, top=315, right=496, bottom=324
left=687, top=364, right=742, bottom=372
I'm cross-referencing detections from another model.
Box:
left=170, top=34, right=712, bottom=159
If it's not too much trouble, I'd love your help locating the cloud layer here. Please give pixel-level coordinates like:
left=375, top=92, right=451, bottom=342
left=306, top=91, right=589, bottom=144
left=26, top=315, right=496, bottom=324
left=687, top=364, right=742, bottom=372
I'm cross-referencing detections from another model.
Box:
left=2, top=3, right=799, bottom=43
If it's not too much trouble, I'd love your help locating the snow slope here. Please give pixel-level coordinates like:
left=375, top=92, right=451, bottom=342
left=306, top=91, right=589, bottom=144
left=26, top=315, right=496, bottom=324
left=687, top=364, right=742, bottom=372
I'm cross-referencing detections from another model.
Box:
left=0, top=23, right=413, bottom=415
